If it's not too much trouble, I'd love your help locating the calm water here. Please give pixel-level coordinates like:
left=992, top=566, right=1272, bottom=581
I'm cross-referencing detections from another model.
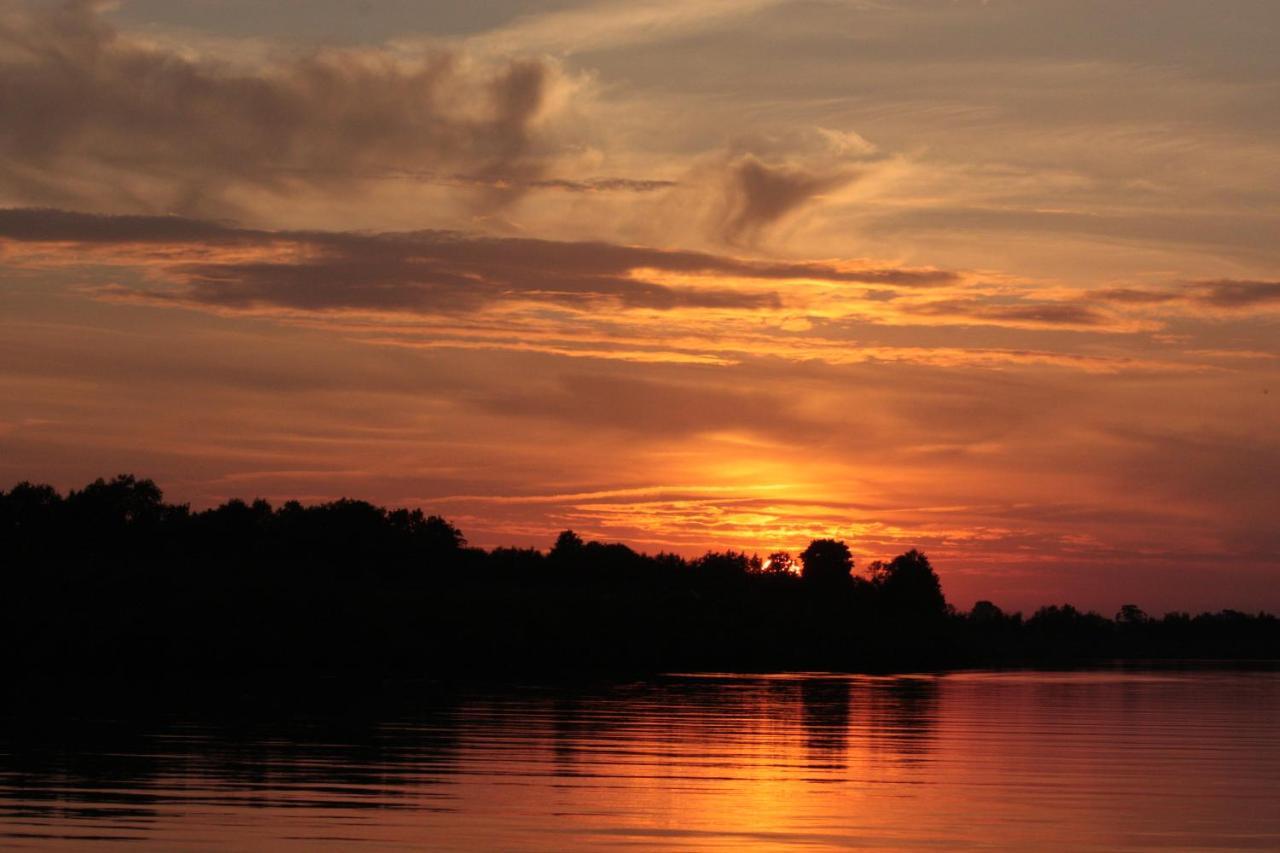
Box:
left=3, top=669, right=1279, bottom=850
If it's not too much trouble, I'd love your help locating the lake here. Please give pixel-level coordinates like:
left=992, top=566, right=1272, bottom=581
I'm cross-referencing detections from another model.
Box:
left=3, top=668, right=1279, bottom=850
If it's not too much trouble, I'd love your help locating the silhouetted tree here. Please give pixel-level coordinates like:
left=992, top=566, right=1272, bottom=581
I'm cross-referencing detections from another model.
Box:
left=1, top=482, right=63, bottom=540
left=969, top=600, right=1005, bottom=623
left=1, top=481, right=62, bottom=524
left=799, top=539, right=853, bottom=585
left=1116, top=603, right=1150, bottom=625
left=550, top=530, right=584, bottom=560
left=582, top=541, right=642, bottom=573
left=870, top=549, right=946, bottom=615
left=68, top=474, right=165, bottom=525
left=1026, top=604, right=1113, bottom=659
left=763, top=551, right=795, bottom=575
left=691, top=550, right=752, bottom=582
left=4, top=474, right=1279, bottom=679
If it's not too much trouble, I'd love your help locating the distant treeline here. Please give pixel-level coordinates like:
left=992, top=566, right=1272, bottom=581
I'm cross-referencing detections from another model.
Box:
left=3, top=475, right=1278, bottom=677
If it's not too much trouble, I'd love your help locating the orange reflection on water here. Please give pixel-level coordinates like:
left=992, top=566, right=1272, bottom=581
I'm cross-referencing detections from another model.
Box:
left=5, top=670, right=1278, bottom=850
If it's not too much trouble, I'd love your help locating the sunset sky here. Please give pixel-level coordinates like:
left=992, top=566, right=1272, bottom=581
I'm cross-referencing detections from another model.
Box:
left=1, top=0, right=1277, bottom=613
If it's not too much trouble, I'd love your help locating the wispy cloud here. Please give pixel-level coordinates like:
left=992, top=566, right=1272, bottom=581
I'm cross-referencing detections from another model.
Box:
left=906, top=298, right=1111, bottom=329
left=1189, top=279, right=1280, bottom=309
left=0, top=207, right=955, bottom=318
left=464, top=0, right=792, bottom=56
left=1094, top=281, right=1280, bottom=311
left=4, top=207, right=1258, bottom=378
left=0, top=1, right=581, bottom=215
left=718, top=154, right=857, bottom=245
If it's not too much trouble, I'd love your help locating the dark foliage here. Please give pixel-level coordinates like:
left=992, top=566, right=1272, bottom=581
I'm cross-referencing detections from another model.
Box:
left=3, top=475, right=1278, bottom=680
left=799, top=539, right=853, bottom=586
left=870, top=549, right=946, bottom=616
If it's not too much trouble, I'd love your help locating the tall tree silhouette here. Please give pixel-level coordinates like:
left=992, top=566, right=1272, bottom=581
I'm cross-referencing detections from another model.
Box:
left=870, top=549, right=945, bottom=615
left=799, top=539, right=853, bottom=585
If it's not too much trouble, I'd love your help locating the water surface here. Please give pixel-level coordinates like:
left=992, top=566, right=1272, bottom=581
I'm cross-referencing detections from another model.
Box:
left=3, top=668, right=1279, bottom=850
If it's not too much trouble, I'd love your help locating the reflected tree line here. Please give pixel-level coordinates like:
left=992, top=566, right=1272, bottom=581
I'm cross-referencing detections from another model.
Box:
left=3, top=475, right=1278, bottom=677
left=0, top=676, right=938, bottom=836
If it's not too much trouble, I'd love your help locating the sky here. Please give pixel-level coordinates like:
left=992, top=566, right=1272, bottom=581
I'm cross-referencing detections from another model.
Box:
left=1, top=0, right=1278, bottom=613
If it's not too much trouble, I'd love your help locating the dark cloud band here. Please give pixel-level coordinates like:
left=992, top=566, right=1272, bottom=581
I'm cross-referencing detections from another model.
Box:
left=0, top=207, right=955, bottom=315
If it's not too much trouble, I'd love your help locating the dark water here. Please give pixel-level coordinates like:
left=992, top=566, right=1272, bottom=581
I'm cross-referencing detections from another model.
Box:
left=3, top=669, right=1279, bottom=850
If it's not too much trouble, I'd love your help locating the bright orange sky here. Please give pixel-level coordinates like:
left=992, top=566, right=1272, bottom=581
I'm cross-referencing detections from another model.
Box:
left=1, top=1, right=1278, bottom=613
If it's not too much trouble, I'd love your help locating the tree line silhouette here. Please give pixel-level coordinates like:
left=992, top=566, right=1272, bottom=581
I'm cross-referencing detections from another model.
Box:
left=3, top=475, right=1277, bottom=678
